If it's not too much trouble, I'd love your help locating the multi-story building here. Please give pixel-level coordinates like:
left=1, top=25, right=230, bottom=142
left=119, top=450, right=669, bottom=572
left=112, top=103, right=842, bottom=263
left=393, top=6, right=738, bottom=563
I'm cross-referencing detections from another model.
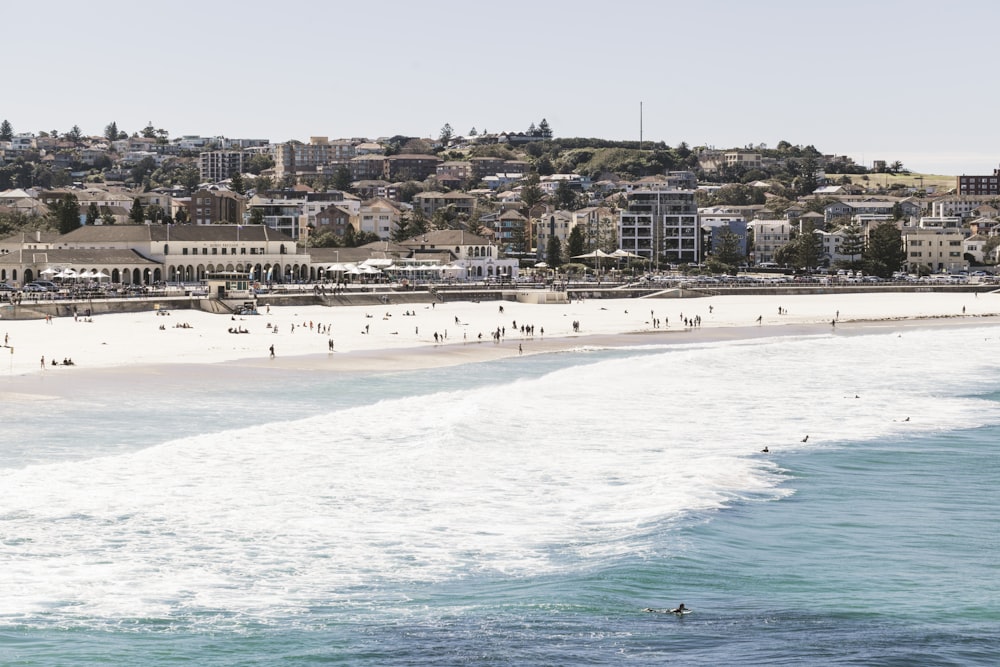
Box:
left=349, top=155, right=387, bottom=182
left=275, top=137, right=356, bottom=180
left=199, top=150, right=245, bottom=183
left=494, top=209, right=527, bottom=252
left=411, top=191, right=476, bottom=217
left=188, top=187, right=246, bottom=225
left=437, top=161, right=472, bottom=181
left=931, top=195, right=998, bottom=220
left=957, top=167, right=1000, bottom=195
left=747, top=219, right=791, bottom=265
left=536, top=210, right=574, bottom=259
left=702, top=218, right=748, bottom=261
left=618, top=187, right=699, bottom=266
left=314, top=204, right=355, bottom=239
left=903, top=226, right=968, bottom=273
left=384, top=154, right=441, bottom=181
left=571, top=206, right=618, bottom=250
left=245, top=196, right=305, bottom=239
left=358, top=199, right=403, bottom=239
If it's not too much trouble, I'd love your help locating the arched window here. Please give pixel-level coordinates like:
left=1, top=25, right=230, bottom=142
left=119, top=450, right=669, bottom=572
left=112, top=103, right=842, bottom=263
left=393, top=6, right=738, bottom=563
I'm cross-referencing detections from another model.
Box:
left=164, top=244, right=169, bottom=255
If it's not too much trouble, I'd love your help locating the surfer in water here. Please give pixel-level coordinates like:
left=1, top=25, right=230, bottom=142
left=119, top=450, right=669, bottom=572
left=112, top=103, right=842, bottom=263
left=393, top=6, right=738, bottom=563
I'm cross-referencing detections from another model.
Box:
left=644, top=603, right=689, bottom=614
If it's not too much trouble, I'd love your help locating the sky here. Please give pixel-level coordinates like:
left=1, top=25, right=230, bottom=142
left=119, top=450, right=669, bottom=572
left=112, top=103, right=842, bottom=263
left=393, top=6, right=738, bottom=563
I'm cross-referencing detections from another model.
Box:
left=4, top=0, right=999, bottom=176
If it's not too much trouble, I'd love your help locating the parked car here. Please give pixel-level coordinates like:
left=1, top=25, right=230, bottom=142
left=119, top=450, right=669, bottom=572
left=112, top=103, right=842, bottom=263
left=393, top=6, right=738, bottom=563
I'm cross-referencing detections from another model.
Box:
left=0, top=283, right=15, bottom=292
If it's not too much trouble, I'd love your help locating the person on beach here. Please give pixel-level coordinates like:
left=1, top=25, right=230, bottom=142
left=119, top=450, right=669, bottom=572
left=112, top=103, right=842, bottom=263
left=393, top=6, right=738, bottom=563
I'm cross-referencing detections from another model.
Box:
left=40, top=355, right=44, bottom=369
left=269, top=344, right=275, bottom=359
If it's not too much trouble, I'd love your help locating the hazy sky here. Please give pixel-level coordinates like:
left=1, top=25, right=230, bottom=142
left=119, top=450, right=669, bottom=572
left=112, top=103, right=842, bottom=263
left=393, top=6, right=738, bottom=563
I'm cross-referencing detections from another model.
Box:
left=4, top=0, right=998, bottom=175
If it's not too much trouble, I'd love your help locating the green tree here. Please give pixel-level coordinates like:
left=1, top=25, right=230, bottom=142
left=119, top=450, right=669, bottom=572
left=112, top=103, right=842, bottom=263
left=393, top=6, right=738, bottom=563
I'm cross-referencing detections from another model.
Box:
left=51, top=194, right=81, bottom=234
left=245, top=153, right=274, bottom=175
left=863, top=222, right=905, bottom=278
left=538, top=118, right=552, bottom=138
left=567, top=224, right=585, bottom=259
left=331, top=165, right=352, bottom=192
left=101, top=211, right=116, bottom=225
left=520, top=174, right=545, bottom=210
left=439, top=123, right=454, bottom=145
left=468, top=127, right=478, bottom=137
left=713, top=229, right=745, bottom=268
left=554, top=180, right=578, bottom=209
left=0, top=120, right=12, bottom=141
left=129, top=156, right=157, bottom=185
left=546, top=234, right=562, bottom=268
left=129, top=197, right=145, bottom=223
left=174, top=207, right=189, bottom=224
left=535, top=155, right=554, bottom=176
left=982, top=236, right=1000, bottom=264
left=145, top=203, right=165, bottom=223
left=66, top=125, right=82, bottom=143
left=839, top=223, right=865, bottom=268
left=86, top=202, right=100, bottom=225
left=249, top=208, right=265, bottom=226
left=230, top=172, right=245, bottom=195
left=141, top=122, right=157, bottom=139
left=795, top=221, right=823, bottom=269
left=104, top=121, right=119, bottom=142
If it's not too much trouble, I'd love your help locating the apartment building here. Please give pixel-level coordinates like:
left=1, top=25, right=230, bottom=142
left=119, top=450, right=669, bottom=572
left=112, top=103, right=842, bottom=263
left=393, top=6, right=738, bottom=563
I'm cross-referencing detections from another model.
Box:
left=199, top=151, right=245, bottom=183
left=188, top=188, right=246, bottom=225
left=903, top=227, right=968, bottom=273
left=618, top=187, right=699, bottom=265
left=957, top=167, right=1000, bottom=195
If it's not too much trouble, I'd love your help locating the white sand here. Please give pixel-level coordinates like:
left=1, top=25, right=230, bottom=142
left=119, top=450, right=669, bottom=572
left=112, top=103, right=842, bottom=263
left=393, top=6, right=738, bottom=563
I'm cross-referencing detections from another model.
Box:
left=0, top=291, right=996, bottom=378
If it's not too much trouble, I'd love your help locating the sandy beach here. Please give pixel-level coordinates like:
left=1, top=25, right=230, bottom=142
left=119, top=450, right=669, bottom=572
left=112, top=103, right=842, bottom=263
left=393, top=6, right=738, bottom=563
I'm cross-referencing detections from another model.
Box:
left=1, top=291, right=998, bottom=389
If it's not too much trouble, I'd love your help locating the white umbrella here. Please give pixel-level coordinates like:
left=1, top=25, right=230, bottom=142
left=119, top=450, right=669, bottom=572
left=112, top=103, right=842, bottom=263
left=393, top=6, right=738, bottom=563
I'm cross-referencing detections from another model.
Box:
left=41, top=268, right=58, bottom=275
left=95, top=271, right=111, bottom=280
left=612, top=249, right=641, bottom=258
left=534, top=262, right=549, bottom=268
left=572, top=249, right=613, bottom=259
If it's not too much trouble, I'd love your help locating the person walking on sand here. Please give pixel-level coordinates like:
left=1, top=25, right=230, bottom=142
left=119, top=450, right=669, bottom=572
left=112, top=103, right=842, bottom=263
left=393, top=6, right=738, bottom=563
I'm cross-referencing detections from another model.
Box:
left=269, top=344, right=275, bottom=359
left=40, top=355, right=45, bottom=369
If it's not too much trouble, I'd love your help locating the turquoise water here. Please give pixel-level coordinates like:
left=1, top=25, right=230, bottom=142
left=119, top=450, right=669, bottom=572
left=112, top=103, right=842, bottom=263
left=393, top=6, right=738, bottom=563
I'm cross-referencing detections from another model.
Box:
left=2, top=326, right=999, bottom=665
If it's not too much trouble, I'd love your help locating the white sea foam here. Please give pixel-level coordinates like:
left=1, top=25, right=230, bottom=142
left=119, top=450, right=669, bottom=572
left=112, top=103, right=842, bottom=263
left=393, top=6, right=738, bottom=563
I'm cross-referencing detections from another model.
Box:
left=2, top=326, right=1000, bottom=624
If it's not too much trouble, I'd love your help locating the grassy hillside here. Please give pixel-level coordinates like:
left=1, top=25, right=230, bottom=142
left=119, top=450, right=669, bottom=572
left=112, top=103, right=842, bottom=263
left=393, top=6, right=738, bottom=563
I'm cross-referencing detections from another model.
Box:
left=827, top=172, right=956, bottom=192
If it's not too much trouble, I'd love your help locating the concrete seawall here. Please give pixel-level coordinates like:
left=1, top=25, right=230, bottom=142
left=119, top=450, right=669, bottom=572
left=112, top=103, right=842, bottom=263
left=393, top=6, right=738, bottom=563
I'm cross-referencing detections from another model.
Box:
left=1, top=284, right=994, bottom=320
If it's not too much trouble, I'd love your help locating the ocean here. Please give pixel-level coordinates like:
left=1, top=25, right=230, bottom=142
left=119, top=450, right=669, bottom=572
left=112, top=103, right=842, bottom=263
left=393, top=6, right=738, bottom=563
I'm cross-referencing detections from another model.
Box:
left=1, top=324, right=999, bottom=665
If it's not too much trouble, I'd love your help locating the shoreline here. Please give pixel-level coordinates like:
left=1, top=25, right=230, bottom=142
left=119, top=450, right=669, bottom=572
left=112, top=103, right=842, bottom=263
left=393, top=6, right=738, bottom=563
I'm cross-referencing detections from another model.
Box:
left=1, top=291, right=997, bottom=398
left=4, top=307, right=999, bottom=403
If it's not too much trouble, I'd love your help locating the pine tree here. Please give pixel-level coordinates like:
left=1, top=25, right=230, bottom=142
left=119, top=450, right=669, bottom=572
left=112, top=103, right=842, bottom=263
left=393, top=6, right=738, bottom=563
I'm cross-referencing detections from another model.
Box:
left=52, top=194, right=81, bottom=234
left=129, top=197, right=145, bottom=223
left=105, top=121, right=119, bottom=142
left=538, top=118, right=552, bottom=139
left=0, top=119, right=13, bottom=141
left=546, top=234, right=562, bottom=268
left=863, top=222, right=905, bottom=278
left=840, top=223, right=865, bottom=268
